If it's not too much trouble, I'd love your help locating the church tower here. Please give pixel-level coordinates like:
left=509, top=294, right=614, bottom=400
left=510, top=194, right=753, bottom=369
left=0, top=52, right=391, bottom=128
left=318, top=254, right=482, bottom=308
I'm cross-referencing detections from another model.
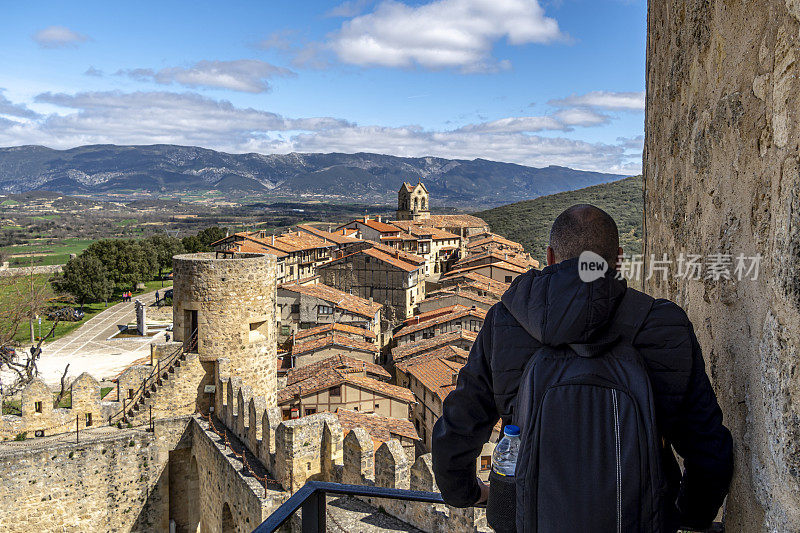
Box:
left=396, top=180, right=430, bottom=221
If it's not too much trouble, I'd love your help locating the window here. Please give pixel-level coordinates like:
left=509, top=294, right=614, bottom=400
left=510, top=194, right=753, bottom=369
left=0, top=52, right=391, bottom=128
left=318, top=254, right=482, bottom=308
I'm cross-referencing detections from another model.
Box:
left=505, top=276, right=513, bottom=283
left=329, top=386, right=341, bottom=397
left=281, top=325, right=291, bottom=336
left=291, top=304, right=300, bottom=314
left=85, top=413, right=92, bottom=427
left=318, top=305, right=333, bottom=315
left=128, top=389, right=134, bottom=399
left=249, top=319, right=268, bottom=343
left=375, top=403, right=380, bottom=409
left=282, top=409, right=292, bottom=421
left=34, top=401, right=42, bottom=413
left=409, top=334, right=415, bottom=342
left=304, top=408, right=316, bottom=416
left=353, top=406, right=359, bottom=411
left=480, top=456, right=491, bottom=471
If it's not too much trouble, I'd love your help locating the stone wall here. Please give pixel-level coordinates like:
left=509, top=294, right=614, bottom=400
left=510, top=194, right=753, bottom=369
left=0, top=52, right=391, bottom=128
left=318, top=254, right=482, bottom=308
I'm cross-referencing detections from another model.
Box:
left=645, top=1, right=800, bottom=530
left=173, top=252, right=277, bottom=406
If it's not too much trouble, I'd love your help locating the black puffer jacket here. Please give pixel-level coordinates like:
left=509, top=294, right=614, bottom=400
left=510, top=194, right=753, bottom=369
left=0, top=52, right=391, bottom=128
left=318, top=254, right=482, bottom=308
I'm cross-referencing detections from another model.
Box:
left=431, top=259, right=733, bottom=530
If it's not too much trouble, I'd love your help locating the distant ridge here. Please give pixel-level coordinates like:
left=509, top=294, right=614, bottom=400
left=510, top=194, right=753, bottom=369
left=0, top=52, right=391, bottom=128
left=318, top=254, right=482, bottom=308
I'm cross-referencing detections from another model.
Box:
left=476, top=175, right=643, bottom=262
left=0, top=144, right=628, bottom=208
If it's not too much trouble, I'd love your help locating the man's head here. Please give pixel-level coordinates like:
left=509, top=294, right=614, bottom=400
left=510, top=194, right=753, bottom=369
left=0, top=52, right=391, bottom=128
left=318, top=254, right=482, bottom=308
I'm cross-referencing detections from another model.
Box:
left=547, top=204, right=621, bottom=268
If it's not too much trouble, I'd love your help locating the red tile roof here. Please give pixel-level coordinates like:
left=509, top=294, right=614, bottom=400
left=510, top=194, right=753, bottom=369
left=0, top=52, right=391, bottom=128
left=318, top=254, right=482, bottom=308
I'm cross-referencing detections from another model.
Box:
left=296, top=224, right=363, bottom=245
left=395, top=345, right=469, bottom=373
left=391, top=329, right=478, bottom=361
left=395, top=306, right=487, bottom=339
left=291, top=333, right=378, bottom=357
left=286, top=354, right=390, bottom=386
left=278, top=366, right=415, bottom=404
left=293, top=322, right=377, bottom=341
left=279, top=282, right=382, bottom=318
left=336, top=408, right=420, bottom=442
left=404, top=356, right=465, bottom=402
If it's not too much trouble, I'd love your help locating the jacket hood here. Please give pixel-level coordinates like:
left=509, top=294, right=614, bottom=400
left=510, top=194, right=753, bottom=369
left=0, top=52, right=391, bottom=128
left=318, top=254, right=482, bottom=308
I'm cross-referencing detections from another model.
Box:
left=500, top=257, right=627, bottom=347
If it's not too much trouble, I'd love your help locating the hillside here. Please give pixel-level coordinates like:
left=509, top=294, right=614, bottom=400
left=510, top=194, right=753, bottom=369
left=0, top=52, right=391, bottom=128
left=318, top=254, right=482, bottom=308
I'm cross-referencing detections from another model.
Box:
left=0, top=144, right=627, bottom=208
left=476, top=175, right=643, bottom=263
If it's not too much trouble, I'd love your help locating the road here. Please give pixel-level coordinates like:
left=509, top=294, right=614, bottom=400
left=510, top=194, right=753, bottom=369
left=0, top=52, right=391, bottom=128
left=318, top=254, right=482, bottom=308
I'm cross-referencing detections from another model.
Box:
left=31, top=290, right=169, bottom=386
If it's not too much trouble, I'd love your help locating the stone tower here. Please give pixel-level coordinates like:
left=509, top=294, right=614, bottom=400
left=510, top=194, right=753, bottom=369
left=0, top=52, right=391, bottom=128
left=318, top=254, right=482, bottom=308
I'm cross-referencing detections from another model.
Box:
left=172, top=252, right=278, bottom=406
left=396, top=181, right=430, bottom=221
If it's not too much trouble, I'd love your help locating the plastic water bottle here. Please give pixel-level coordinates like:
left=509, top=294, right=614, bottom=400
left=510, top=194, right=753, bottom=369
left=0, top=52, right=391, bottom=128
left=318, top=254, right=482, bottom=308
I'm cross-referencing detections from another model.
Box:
left=492, top=424, right=521, bottom=476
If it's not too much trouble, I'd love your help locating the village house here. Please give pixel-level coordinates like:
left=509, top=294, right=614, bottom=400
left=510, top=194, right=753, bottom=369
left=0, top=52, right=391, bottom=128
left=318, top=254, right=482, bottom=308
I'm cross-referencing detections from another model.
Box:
left=317, top=245, right=426, bottom=321
left=390, top=329, right=478, bottom=365
left=394, top=348, right=496, bottom=480
left=394, top=304, right=487, bottom=345
left=437, top=271, right=510, bottom=300
left=466, top=232, right=526, bottom=254
left=417, top=286, right=498, bottom=313
left=277, top=281, right=383, bottom=342
left=452, top=250, right=538, bottom=272
left=335, top=408, right=420, bottom=460
left=386, top=221, right=461, bottom=277
left=337, top=216, right=401, bottom=242
left=293, top=322, right=377, bottom=345
left=442, top=259, right=529, bottom=284
left=286, top=354, right=392, bottom=386
left=290, top=333, right=379, bottom=367
left=277, top=363, right=415, bottom=420
left=211, top=231, right=290, bottom=281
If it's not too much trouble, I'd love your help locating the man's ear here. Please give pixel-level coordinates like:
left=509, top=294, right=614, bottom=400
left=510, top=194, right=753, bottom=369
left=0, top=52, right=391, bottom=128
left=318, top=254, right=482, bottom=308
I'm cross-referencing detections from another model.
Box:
left=546, top=246, right=556, bottom=266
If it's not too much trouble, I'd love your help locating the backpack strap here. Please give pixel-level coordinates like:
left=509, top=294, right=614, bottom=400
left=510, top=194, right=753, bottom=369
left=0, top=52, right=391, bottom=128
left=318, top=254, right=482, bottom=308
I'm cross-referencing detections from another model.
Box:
left=612, top=287, right=655, bottom=344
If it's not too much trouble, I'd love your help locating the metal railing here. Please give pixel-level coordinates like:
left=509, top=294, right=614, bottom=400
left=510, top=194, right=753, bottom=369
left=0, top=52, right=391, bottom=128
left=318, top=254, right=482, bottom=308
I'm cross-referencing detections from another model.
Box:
left=253, top=481, right=445, bottom=533
left=108, top=329, right=197, bottom=425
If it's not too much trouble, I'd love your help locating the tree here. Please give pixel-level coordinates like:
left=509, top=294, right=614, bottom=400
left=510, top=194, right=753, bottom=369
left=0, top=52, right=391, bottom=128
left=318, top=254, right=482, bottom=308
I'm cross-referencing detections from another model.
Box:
left=182, top=226, right=227, bottom=253
left=0, top=274, right=67, bottom=398
left=81, top=239, right=158, bottom=289
left=54, top=255, right=114, bottom=306
left=146, top=233, right=185, bottom=278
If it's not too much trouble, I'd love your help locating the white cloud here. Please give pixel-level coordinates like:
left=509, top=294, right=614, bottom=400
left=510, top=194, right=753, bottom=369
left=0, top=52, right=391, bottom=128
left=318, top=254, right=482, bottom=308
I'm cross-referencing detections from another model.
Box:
left=552, top=107, right=610, bottom=126
left=457, top=116, right=566, bottom=133
left=32, top=26, right=90, bottom=49
left=548, top=91, right=645, bottom=111
left=328, top=0, right=564, bottom=71
left=326, top=0, right=375, bottom=18
left=0, top=91, right=39, bottom=119
left=0, top=90, right=639, bottom=174
left=118, top=60, right=296, bottom=93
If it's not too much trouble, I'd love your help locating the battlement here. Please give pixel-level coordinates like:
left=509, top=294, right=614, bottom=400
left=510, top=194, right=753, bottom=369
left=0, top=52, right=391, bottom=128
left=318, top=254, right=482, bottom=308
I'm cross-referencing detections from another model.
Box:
left=214, top=359, right=484, bottom=531
left=0, top=373, right=115, bottom=440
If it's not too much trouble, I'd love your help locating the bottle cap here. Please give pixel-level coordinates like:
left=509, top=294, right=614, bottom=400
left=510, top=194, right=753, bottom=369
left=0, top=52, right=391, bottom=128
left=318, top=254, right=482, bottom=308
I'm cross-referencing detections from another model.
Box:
left=503, top=424, right=520, bottom=436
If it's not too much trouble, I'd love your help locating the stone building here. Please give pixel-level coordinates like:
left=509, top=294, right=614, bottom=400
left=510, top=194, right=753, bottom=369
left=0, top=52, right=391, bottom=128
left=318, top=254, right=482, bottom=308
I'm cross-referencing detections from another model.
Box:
left=394, top=305, right=486, bottom=345
left=390, top=329, right=478, bottom=365
left=386, top=221, right=462, bottom=277
left=396, top=181, right=430, bottom=221
left=317, top=245, right=426, bottom=320
left=290, top=333, right=379, bottom=368
left=338, top=216, right=402, bottom=242
left=277, top=281, right=383, bottom=342
left=277, top=364, right=414, bottom=420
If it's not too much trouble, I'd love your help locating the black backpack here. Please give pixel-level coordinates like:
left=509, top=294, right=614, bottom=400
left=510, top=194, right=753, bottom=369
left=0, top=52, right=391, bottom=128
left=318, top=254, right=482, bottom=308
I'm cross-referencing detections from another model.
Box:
left=505, top=287, right=665, bottom=533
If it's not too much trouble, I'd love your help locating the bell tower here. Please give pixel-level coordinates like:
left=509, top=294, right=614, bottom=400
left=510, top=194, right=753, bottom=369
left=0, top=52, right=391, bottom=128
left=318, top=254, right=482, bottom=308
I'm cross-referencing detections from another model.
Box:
left=396, top=180, right=430, bottom=221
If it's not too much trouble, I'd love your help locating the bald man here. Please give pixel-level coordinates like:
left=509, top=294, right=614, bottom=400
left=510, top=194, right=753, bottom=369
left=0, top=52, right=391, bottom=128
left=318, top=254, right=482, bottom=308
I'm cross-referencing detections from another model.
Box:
left=432, top=204, right=732, bottom=532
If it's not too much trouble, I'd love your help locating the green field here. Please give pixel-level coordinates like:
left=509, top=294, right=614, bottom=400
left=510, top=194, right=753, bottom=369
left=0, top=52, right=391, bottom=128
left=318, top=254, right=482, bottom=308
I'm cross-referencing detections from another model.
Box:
left=3, top=238, right=95, bottom=267
left=476, top=175, right=643, bottom=264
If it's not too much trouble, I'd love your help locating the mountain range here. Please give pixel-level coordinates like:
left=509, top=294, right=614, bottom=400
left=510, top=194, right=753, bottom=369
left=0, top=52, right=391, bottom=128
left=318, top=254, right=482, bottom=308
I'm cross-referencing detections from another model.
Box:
left=0, top=144, right=628, bottom=208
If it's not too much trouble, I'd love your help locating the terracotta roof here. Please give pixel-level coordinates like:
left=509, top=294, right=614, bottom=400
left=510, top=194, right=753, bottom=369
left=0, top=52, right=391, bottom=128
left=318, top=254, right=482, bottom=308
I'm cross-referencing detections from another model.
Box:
left=454, top=251, right=539, bottom=270
left=391, top=329, right=478, bottom=361
left=213, top=233, right=290, bottom=258
left=425, top=214, right=489, bottom=229
left=395, top=306, right=487, bottom=338
left=368, top=242, right=426, bottom=265
left=278, top=367, right=415, bottom=404
left=395, top=345, right=469, bottom=373
left=362, top=247, right=420, bottom=272
left=336, top=408, right=420, bottom=442
left=297, top=224, right=362, bottom=245
left=286, top=354, right=390, bottom=386
left=422, top=288, right=498, bottom=307
left=389, top=221, right=460, bottom=240
left=443, top=261, right=528, bottom=279
left=467, top=234, right=525, bottom=251
left=403, top=304, right=467, bottom=324
left=279, top=282, right=382, bottom=318
left=294, top=323, right=377, bottom=341
left=291, top=333, right=378, bottom=357
left=440, top=271, right=510, bottom=296
left=404, top=356, right=465, bottom=402
left=400, top=181, right=428, bottom=193
left=341, top=218, right=400, bottom=234
left=380, top=232, right=418, bottom=242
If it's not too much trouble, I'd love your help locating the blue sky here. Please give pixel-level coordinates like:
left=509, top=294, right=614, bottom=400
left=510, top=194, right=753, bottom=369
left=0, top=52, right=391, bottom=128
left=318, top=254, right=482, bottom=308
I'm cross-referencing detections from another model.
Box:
left=0, top=0, right=647, bottom=174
